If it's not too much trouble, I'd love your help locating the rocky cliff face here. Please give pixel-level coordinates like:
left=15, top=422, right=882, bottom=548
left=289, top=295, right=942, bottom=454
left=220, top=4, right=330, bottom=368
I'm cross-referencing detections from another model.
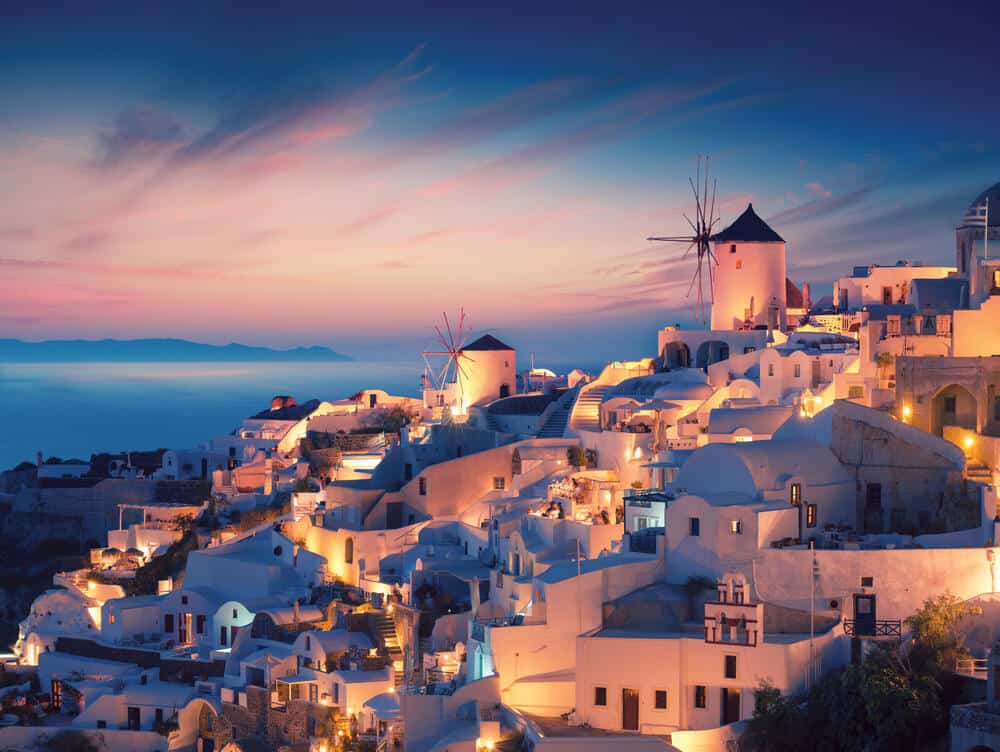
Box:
left=0, top=504, right=87, bottom=649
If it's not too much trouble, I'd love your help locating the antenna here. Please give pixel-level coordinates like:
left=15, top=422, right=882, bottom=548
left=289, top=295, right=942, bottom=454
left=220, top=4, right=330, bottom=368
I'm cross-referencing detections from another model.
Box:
left=647, top=155, right=721, bottom=323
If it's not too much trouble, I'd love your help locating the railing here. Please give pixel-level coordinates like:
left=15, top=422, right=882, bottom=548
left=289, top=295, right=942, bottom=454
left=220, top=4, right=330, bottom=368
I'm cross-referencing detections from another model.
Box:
left=843, top=619, right=902, bottom=638
left=956, top=657, right=989, bottom=677
left=624, top=489, right=675, bottom=506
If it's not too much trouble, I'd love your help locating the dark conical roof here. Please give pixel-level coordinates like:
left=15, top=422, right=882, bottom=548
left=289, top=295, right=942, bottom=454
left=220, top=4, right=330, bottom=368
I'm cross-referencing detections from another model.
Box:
left=463, top=334, right=514, bottom=351
left=711, top=203, right=784, bottom=243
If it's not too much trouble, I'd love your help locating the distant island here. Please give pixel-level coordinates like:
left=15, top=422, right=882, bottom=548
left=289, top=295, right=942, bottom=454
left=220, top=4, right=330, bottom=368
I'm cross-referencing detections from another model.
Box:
left=0, top=338, right=352, bottom=362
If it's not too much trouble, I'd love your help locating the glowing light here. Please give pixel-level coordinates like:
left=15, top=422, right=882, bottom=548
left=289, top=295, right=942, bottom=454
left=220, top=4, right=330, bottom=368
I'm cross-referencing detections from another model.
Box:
left=964, top=435, right=975, bottom=450
left=387, top=603, right=394, bottom=615
left=901, top=404, right=912, bottom=420
left=388, top=686, right=395, bottom=693
left=87, top=580, right=95, bottom=592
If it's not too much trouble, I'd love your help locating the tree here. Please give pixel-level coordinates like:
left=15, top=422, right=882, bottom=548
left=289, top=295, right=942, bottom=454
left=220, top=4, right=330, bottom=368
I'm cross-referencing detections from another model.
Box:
left=363, top=405, right=415, bottom=433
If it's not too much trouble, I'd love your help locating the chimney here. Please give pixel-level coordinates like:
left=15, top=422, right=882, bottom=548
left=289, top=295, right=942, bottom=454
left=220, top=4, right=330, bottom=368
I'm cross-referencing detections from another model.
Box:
left=293, top=600, right=300, bottom=625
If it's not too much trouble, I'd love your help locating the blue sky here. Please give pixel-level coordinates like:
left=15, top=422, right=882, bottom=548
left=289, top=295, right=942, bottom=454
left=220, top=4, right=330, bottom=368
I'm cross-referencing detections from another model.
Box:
left=2, top=1, right=999, bottom=363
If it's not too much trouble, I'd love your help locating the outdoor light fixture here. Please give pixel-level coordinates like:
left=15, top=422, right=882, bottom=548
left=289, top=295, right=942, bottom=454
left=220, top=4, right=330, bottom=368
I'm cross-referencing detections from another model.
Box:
left=964, top=435, right=975, bottom=450
left=901, top=404, right=912, bottom=421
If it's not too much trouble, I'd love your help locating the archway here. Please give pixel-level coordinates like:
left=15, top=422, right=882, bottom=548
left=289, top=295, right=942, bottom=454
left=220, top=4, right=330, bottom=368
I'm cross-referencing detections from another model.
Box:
left=174, top=696, right=221, bottom=750
left=695, top=340, right=730, bottom=371
left=662, top=342, right=691, bottom=370
left=930, top=383, right=978, bottom=436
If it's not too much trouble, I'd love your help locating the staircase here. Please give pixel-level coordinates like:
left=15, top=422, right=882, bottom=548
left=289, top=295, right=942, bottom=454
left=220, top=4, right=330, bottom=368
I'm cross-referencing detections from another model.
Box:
left=537, top=393, right=574, bottom=438
left=967, top=461, right=992, bottom=485
left=568, top=384, right=613, bottom=434
left=485, top=412, right=503, bottom=432
left=373, top=611, right=405, bottom=688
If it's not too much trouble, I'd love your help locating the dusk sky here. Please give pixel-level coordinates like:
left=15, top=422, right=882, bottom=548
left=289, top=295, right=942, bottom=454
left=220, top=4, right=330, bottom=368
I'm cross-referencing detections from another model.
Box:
left=3, top=2, right=1000, bottom=362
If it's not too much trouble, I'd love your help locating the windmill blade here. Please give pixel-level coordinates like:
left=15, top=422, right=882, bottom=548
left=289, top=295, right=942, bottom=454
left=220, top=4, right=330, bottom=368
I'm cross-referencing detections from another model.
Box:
left=442, top=311, right=456, bottom=353
left=681, top=240, right=697, bottom=260
left=683, top=212, right=698, bottom=234
left=647, top=236, right=694, bottom=242
left=708, top=178, right=718, bottom=233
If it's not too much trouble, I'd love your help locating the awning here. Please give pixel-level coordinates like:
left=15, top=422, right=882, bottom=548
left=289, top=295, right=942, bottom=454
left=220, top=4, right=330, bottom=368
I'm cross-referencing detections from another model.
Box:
left=363, top=691, right=401, bottom=720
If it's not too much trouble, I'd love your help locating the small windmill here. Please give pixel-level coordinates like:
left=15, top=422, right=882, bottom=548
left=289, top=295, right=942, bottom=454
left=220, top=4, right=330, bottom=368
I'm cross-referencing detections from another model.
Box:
left=647, top=155, right=722, bottom=323
left=422, top=308, right=475, bottom=411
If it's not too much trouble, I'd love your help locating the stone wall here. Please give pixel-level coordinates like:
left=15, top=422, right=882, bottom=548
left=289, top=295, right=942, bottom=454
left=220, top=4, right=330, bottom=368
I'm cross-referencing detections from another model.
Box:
left=198, top=687, right=338, bottom=750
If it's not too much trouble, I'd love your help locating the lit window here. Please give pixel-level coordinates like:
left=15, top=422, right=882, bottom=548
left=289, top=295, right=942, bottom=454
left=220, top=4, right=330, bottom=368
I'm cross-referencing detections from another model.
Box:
left=654, top=690, right=668, bottom=709
left=733, top=435, right=753, bottom=443
left=493, top=477, right=506, bottom=491
left=595, top=687, right=608, bottom=706
left=790, top=483, right=801, bottom=506
left=736, top=259, right=743, bottom=270
left=848, top=385, right=865, bottom=400
left=108, top=610, right=115, bottom=625
left=806, top=504, right=817, bottom=528
left=730, top=519, right=742, bottom=535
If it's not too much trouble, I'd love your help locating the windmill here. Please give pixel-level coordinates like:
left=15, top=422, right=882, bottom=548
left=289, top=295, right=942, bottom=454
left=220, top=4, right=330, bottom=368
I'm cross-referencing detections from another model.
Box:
left=647, top=155, right=721, bottom=323
left=421, top=308, right=475, bottom=413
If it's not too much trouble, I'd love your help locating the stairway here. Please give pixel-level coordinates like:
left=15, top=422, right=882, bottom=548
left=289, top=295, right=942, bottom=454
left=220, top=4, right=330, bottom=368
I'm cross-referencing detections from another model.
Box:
left=568, top=384, right=612, bottom=434
left=537, top=393, right=573, bottom=438
left=373, top=611, right=405, bottom=688
left=967, top=461, right=992, bottom=485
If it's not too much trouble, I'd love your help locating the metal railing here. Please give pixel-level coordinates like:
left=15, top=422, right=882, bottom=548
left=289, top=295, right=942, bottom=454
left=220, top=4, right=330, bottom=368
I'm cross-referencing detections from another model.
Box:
left=956, top=657, right=989, bottom=676
left=843, top=619, right=902, bottom=638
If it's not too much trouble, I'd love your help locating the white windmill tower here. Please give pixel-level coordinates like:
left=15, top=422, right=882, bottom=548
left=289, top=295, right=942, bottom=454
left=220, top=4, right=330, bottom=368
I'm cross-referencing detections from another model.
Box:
left=421, top=309, right=475, bottom=418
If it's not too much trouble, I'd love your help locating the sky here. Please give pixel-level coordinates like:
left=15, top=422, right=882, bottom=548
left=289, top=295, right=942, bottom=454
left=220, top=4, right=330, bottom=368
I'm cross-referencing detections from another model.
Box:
left=3, top=1, right=1000, bottom=363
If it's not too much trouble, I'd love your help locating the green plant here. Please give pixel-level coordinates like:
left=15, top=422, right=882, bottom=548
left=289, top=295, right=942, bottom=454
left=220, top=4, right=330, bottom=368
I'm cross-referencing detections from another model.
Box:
left=630, top=480, right=644, bottom=489
left=567, top=446, right=586, bottom=467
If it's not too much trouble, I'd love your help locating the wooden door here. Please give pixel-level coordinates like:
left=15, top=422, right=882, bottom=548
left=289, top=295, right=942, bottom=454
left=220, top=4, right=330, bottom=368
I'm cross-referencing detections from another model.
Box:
left=854, top=594, right=876, bottom=636
left=721, top=688, right=741, bottom=725
left=622, top=688, right=639, bottom=731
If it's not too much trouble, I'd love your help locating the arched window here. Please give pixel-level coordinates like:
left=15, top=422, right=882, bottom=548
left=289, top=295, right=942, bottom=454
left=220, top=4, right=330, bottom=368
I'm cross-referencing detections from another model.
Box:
left=344, top=537, right=354, bottom=564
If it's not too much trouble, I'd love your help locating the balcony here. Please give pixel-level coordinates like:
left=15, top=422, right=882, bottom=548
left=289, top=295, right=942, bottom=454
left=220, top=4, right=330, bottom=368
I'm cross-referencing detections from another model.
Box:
left=843, top=619, right=901, bottom=638
left=625, top=488, right=675, bottom=507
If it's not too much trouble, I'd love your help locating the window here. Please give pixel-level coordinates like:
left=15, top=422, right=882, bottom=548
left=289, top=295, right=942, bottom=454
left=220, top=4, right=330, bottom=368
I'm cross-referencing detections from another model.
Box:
left=418, top=477, right=427, bottom=495
left=806, top=504, right=817, bottom=528
left=333, top=682, right=340, bottom=704
left=108, top=610, right=115, bottom=625
left=595, top=687, right=608, bottom=706
left=725, top=655, right=737, bottom=679
left=493, top=477, right=506, bottom=491
left=730, top=244, right=737, bottom=254
left=181, top=595, right=188, bottom=605
left=496, top=570, right=504, bottom=588
left=730, top=519, right=742, bottom=535
left=861, top=576, right=874, bottom=588
left=689, top=517, right=700, bottom=536
left=654, top=690, right=668, bottom=709
left=790, top=483, right=801, bottom=506
left=233, top=608, right=238, bottom=619
left=695, top=685, right=707, bottom=708
left=882, top=286, right=893, bottom=305
left=155, top=708, right=163, bottom=725
left=743, top=347, right=756, bottom=354
left=793, top=364, right=801, bottom=378
left=51, top=680, right=62, bottom=710
left=736, top=259, right=743, bottom=270
left=767, top=364, right=774, bottom=377
left=220, top=626, right=228, bottom=646
left=345, top=537, right=354, bottom=564
left=995, top=397, right=1000, bottom=422
left=127, top=707, right=140, bottom=731
left=97, top=720, right=107, bottom=729
left=164, top=614, right=174, bottom=633
left=196, top=614, right=206, bottom=634
left=848, top=385, right=865, bottom=400
left=305, top=636, right=311, bottom=651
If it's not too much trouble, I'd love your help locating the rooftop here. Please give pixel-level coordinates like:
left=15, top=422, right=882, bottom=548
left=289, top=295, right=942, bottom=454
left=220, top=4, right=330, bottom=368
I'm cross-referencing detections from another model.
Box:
left=712, top=203, right=784, bottom=243
left=463, top=334, right=514, bottom=351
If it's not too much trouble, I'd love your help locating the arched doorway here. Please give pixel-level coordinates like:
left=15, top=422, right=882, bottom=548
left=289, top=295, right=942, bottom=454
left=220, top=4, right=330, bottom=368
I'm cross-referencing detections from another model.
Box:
left=662, top=342, right=691, bottom=369
left=696, top=340, right=730, bottom=371
left=931, top=384, right=978, bottom=436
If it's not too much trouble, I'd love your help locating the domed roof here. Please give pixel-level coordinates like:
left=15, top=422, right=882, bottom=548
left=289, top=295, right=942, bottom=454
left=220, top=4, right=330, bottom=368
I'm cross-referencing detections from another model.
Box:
left=960, top=182, right=1000, bottom=228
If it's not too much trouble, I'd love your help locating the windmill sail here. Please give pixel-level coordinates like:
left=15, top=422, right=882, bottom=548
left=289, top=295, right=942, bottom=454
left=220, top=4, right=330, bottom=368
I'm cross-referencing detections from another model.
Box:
left=647, top=155, right=721, bottom=322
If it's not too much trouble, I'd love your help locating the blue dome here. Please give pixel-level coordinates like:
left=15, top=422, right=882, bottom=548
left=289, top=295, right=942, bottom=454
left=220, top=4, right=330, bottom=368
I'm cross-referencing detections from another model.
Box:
left=960, top=182, right=1000, bottom=228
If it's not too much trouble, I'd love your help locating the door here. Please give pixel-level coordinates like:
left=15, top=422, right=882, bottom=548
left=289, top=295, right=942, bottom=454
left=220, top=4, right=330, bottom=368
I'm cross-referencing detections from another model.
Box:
left=721, top=688, right=741, bottom=725
left=622, top=688, right=639, bottom=731
left=854, top=594, right=876, bottom=636
left=179, top=612, right=192, bottom=644
left=127, top=706, right=141, bottom=731
left=864, top=483, right=882, bottom=532
left=811, top=360, right=821, bottom=388
left=201, top=739, right=215, bottom=752
left=230, top=625, right=239, bottom=645
left=369, top=393, right=377, bottom=409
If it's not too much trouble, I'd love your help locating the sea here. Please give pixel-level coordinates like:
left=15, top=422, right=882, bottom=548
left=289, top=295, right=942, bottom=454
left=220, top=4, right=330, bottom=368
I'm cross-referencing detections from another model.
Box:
left=0, top=361, right=426, bottom=471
